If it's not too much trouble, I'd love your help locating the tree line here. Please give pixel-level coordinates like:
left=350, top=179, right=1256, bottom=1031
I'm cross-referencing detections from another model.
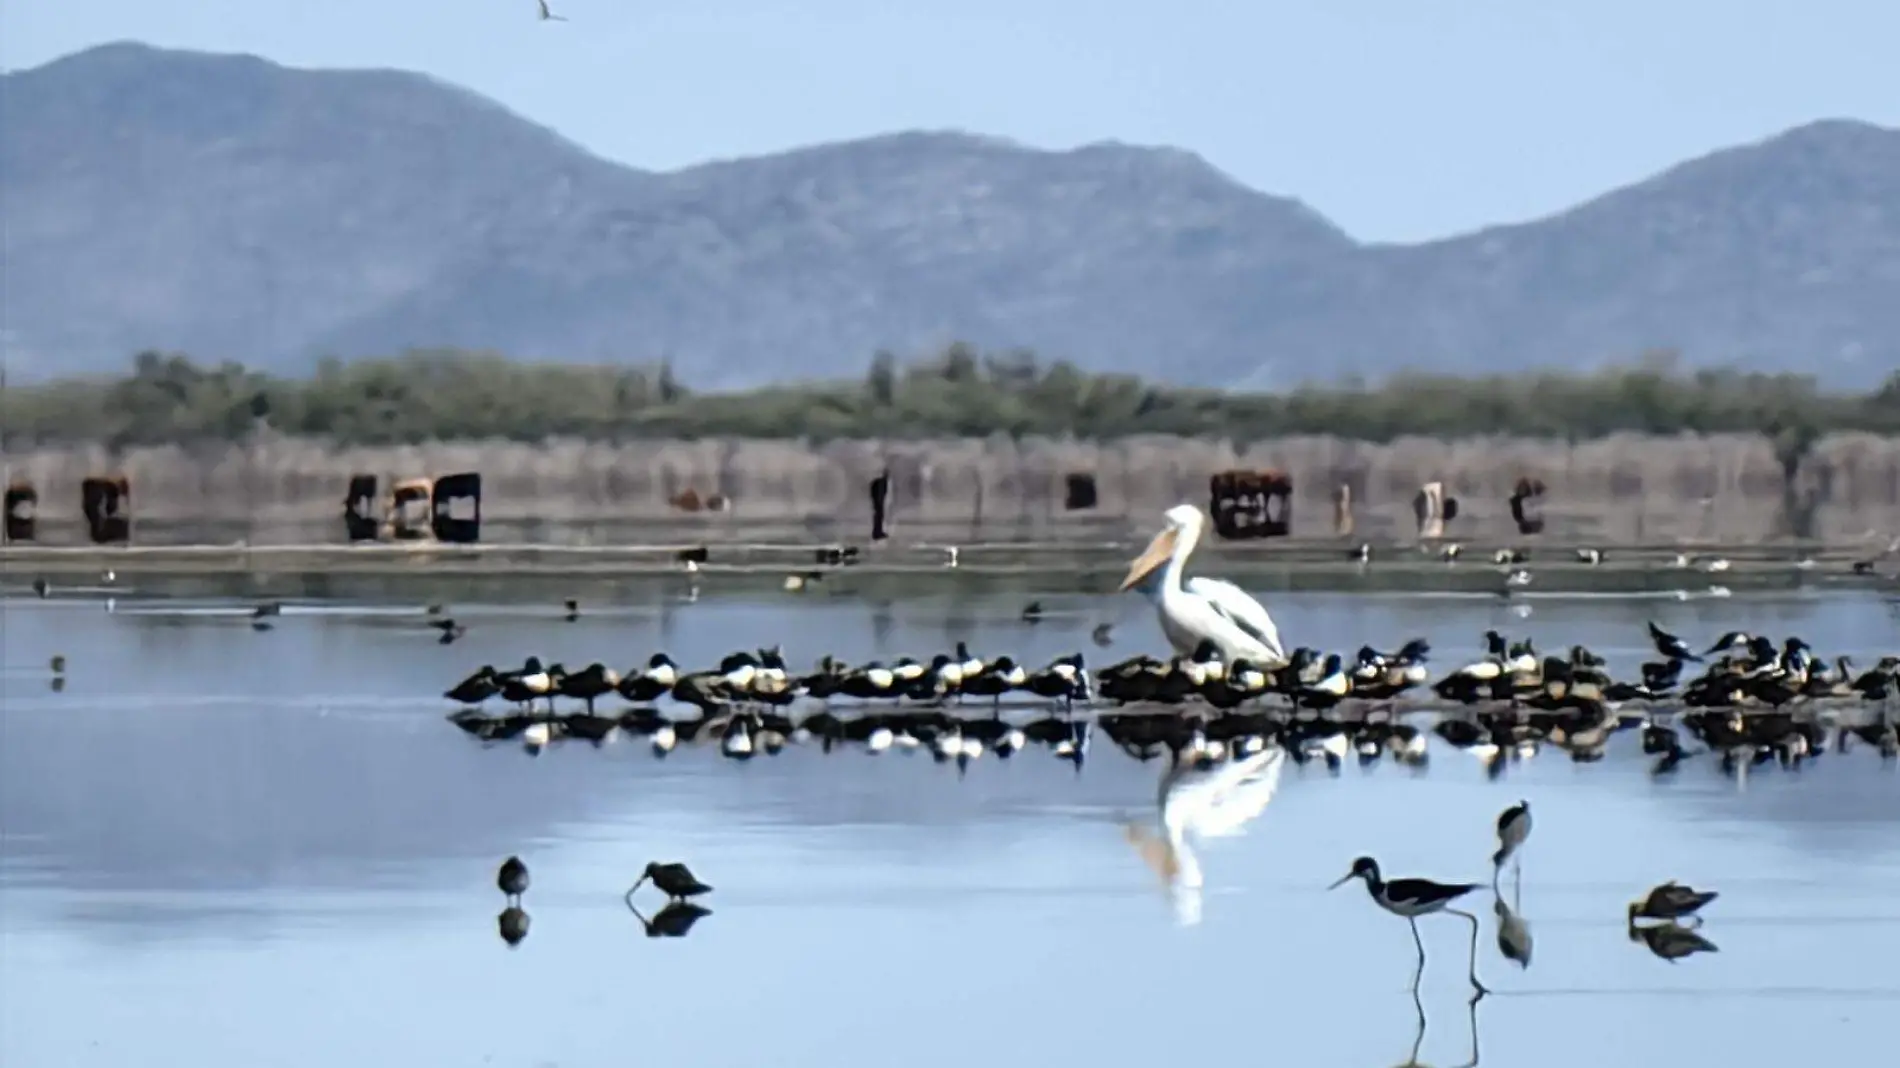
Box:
left=3, top=344, right=1897, bottom=448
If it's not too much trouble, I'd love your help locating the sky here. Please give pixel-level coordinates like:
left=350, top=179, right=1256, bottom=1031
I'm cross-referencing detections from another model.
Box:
left=2, top=0, right=1897, bottom=243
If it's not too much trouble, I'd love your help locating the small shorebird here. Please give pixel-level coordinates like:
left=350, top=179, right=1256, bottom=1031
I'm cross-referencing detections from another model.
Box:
left=1629, top=881, right=1718, bottom=923
left=1492, top=800, right=1531, bottom=886
left=497, top=856, right=530, bottom=903
left=630, top=861, right=713, bottom=902
left=1330, top=856, right=1488, bottom=994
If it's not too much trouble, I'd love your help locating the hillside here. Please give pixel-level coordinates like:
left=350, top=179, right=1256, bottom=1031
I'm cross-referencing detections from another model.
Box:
left=4, top=42, right=1897, bottom=386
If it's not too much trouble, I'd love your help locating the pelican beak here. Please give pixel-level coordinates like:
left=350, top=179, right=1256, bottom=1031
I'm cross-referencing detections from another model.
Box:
left=1120, top=527, right=1178, bottom=592
left=1327, top=872, right=1354, bottom=890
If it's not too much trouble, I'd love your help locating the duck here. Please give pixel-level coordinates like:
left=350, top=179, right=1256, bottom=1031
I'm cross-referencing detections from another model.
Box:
left=498, top=658, right=556, bottom=711
left=444, top=666, right=500, bottom=705
left=557, top=662, right=620, bottom=714
left=617, top=654, right=680, bottom=703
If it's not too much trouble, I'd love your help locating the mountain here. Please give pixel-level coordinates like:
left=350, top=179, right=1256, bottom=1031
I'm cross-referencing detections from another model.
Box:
left=5, top=42, right=1897, bottom=388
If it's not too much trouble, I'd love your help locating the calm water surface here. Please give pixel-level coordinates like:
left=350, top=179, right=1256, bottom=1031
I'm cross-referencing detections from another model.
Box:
left=3, top=583, right=1898, bottom=1068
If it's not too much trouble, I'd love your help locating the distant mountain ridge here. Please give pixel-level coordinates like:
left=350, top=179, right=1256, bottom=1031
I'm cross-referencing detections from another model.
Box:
left=4, top=41, right=1897, bottom=387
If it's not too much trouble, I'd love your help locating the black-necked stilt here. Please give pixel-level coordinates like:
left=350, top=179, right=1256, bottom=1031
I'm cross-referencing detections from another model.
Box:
left=497, top=856, right=530, bottom=902
left=1629, top=881, right=1718, bottom=923
left=632, top=861, right=713, bottom=903
left=1330, top=856, right=1488, bottom=994
left=497, top=905, right=531, bottom=947
left=1492, top=800, right=1531, bottom=886
left=1629, top=918, right=1719, bottom=962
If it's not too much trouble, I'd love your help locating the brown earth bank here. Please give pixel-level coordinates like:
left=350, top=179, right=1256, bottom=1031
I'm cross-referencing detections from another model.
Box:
left=4, top=433, right=1899, bottom=547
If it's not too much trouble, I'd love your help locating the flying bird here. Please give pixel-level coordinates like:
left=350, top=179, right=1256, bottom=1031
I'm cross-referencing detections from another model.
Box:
left=537, top=1, right=568, bottom=21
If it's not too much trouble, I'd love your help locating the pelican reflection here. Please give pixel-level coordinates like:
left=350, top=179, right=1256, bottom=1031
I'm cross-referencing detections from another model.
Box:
left=1391, top=986, right=1482, bottom=1068
left=1122, top=744, right=1285, bottom=926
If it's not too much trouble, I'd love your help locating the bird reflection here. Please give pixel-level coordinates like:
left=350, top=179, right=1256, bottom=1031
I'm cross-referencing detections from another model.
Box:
left=497, top=905, right=531, bottom=947
left=626, top=898, right=714, bottom=939
left=1493, top=882, right=1532, bottom=970
left=1121, top=744, right=1285, bottom=927
left=1391, top=986, right=1482, bottom=1068
left=1629, top=919, right=1719, bottom=963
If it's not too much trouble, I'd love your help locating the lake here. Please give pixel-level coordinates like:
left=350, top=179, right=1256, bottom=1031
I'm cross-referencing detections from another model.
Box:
left=2, top=577, right=1897, bottom=1068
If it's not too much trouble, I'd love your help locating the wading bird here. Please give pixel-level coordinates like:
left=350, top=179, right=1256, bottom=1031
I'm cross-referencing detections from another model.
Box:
left=497, top=856, right=530, bottom=903
left=630, top=861, right=714, bottom=903
left=1330, top=856, right=1488, bottom=995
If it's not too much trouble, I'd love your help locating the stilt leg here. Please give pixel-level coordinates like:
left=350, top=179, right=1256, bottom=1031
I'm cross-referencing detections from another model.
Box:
left=1449, top=908, right=1489, bottom=998
left=1409, top=917, right=1427, bottom=992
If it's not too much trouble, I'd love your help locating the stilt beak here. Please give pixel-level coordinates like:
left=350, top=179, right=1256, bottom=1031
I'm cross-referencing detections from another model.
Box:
left=1327, top=872, right=1354, bottom=890
left=1120, top=527, right=1178, bottom=592
left=630, top=874, right=649, bottom=892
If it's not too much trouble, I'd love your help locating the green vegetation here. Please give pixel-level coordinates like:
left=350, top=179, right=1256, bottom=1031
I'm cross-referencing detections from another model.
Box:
left=5, top=345, right=1898, bottom=447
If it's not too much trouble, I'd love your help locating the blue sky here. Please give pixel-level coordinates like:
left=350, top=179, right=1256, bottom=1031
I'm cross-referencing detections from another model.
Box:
left=3, top=0, right=1895, bottom=243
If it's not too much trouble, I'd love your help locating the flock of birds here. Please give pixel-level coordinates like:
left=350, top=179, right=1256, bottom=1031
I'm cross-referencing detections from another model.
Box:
left=1328, top=799, right=1725, bottom=998
left=492, top=855, right=715, bottom=947
left=441, top=619, right=1900, bottom=780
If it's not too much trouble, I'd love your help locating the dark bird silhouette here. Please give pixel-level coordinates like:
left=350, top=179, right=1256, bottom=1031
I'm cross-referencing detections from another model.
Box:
left=1647, top=622, right=1702, bottom=662
left=1629, top=919, right=1718, bottom=963
left=627, top=900, right=713, bottom=939
left=631, top=861, right=713, bottom=902
left=497, top=856, right=530, bottom=902
left=536, top=0, right=568, bottom=21
left=497, top=906, right=531, bottom=947
left=430, top=617, right=466, bottom=645
left=32, top=578, right=50, bottom=598
left=869, top=468, right=892, bottom=541
left=1091, top=622, right=1114, bottom=647
left=563, top=598, right=580, bottom=622
left=1629, top=881, right=1718, bottom=922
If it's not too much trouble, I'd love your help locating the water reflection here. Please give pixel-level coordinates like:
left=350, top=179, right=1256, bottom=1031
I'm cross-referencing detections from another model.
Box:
left=1629, top=919, right=1720, bottom=962
left=1492, top=885, right=1533, bottom=970
left=1120, top=746, right=1284, bottom=926
left=627, top=900, right=714, bottom=940
left=497, top=905, right=531, bottom=948
left=1393, top=987, right=1483, bottom=1068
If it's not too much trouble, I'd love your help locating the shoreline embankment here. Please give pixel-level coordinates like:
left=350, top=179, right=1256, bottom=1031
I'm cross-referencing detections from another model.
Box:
left=3, top=432, right=1898, bottom=548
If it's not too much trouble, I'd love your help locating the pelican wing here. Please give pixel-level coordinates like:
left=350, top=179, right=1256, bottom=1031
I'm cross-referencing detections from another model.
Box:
left=1185, top=577, right=1286, bottom=664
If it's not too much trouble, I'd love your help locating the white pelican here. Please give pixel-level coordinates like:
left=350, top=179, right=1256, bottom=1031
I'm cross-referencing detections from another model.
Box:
left=1122, top=745, right=1285, bottom=926
left=1120, top=504, right=1287, bottom=668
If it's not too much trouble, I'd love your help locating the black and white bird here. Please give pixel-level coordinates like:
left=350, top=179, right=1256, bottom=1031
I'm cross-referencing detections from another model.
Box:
left=1646, top=622, right=1701, bottom=663
left=1492, top=800, right=1532, bottom=886
left=1330, top=856, right=1488, bottom=994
